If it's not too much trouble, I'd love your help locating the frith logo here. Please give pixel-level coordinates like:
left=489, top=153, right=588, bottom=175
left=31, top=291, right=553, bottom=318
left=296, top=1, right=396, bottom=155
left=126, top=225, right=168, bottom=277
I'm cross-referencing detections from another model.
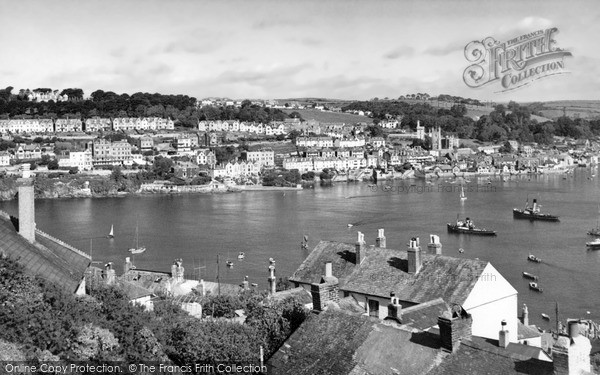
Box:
left=463, top=28, right=572, bottom=92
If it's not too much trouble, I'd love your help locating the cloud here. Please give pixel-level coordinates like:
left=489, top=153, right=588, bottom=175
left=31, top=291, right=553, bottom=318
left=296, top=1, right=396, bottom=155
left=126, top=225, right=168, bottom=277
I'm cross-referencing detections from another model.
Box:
left=216, top=63, right=313, bottom=85
left=286, top=37, right=323, bottom=47
left=495, top=16, right=554, bottom=41
left=383, top=46, right=415, bottom=59
left=252, top=18, right=305, bottom=30
left=423, top=43, right=464, bottom=56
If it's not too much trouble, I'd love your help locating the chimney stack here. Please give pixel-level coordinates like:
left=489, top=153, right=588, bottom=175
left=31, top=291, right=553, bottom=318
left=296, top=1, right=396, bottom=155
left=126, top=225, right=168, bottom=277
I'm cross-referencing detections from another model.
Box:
left=521, top=304, right=529, bottom=326
left=355, top=232, right=366, bottom=265
left=124, top=257, right=133, bottom=273
left=171, top=258, right=184, bottom=283
left=325, top=261, right=333, bottom=278
left=268, top=258, right=276, bottom=295
left=427, top=234, right=442, bottom=255
left=17, top=164, right=36, bottom=243
left=499, top=320, right=509, bottom=348
left=438, top=306, right=472, bottom=352
left=387, top=292, right=402, bottom=322
left=103, top=262, right=116, bottom=285
left=407, top=237, right=422, bottom=274
left=376, top=228, right=386, bottom=248
left=553, top=320, right=592, bottom=375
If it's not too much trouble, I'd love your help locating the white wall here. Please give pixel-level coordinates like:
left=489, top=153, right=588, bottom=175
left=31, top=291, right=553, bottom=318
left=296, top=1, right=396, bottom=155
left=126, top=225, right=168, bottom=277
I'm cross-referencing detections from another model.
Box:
left=463, top=263, right=518, bottom=342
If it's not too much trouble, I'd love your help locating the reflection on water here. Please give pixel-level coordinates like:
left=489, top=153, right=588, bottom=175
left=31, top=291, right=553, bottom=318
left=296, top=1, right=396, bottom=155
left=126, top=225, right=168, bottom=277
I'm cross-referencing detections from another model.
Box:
left=0, top=167, right=599, bottom=325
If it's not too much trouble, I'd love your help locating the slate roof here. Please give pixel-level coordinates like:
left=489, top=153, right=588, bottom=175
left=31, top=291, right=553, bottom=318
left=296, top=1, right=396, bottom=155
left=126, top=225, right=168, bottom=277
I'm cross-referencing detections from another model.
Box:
left=267, top=308, right=442, bottom=375
left=428, top=336, right=554, bottom=375
left=400, top=298, right=450, bottom=331
left=290, top=241, right=488, bottom=305
left=517, top=321, right=542, bottom=340
left=0, top=212, right=90, bottom=294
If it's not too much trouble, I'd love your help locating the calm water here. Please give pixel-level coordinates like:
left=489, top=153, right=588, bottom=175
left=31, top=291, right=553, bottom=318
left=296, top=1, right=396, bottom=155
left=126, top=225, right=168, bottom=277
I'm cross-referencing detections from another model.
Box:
left=2, top=167, right=599, bottom=327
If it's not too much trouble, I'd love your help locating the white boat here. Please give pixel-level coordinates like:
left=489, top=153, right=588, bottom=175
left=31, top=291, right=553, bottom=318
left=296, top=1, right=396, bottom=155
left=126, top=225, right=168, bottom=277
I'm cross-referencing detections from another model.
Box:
left=586, top=238, right=600, bottom=250
left=460, top=185, right=467, bottom=201
left=237, top=252, right=245, bottom=260
left=347, top=224, right=354, bottom=228
left=541, top=313, right=550, bottom=320
left=108, top=224, right=114, bottom=238
left=128, top=223, right=146, bottom=254
left=226, top=260, right=234, bottom=268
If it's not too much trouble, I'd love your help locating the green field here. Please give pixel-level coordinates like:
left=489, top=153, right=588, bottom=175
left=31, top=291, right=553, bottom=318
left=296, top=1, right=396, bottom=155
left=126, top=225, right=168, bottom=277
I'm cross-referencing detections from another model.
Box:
left=535, top=100, right=600, bottom=119
left=282, top=109, right=372, bottom=124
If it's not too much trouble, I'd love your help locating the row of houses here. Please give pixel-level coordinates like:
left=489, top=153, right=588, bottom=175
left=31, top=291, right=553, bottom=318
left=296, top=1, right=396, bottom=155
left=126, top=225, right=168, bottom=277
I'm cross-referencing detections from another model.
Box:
left=0, top=117, right=175, bottom=134
left=197, top=120, right=286, bottom=135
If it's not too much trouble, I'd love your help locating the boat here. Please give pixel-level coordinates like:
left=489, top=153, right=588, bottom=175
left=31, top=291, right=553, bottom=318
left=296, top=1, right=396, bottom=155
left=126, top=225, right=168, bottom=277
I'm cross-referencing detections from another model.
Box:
left=541, top=313, right=550, bottom=320
left=237, top=252, right=245, bottom=260
left=226, top=260, right=234, bottom=268
left=301, top=234, right=309, bottom=250
left=128, top=223, right=146, bottom=254
left=588, top=204, right=600, bottom=236
left=460, top=185, right=467, bottom=201
left=107, top=224, right=114, bottom=239
left=513, top=198, right=559, bottom=221
left=586, top=238, right=600, bottom=250
left=527, top=254, right=541, bottom=263
left=529, top=282, right=543, bottom=292
left=347, top=224, right=354, bottom=228
left=522, top=272, right=538, bottom=280
left=447, top=217, right=496, bottom=236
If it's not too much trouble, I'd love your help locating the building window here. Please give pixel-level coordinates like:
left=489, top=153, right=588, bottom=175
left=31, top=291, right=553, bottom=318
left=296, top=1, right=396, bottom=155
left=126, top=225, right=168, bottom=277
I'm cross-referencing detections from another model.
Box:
left=368, top=299, right=379, bottom=317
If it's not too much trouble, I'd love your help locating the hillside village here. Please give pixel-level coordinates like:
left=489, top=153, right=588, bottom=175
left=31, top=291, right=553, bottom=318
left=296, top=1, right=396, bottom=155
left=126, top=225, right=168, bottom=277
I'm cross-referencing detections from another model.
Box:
left=0, top=166, right=599, bottom=374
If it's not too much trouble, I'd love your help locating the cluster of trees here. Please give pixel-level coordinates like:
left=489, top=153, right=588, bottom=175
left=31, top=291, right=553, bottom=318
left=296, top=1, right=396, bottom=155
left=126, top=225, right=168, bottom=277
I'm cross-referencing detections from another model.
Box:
left=262, top=169, right=301, bottom=187
left=0, top=87, right=293, bottom=129
left=346, top=99, right=599, bottom=144
left=0, top=255, right=309, bottom=363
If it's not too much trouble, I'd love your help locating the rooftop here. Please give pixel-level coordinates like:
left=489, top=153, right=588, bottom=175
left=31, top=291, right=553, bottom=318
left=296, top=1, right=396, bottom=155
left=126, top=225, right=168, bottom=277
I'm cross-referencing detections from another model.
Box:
left=290, top=240, right=488, bottom=305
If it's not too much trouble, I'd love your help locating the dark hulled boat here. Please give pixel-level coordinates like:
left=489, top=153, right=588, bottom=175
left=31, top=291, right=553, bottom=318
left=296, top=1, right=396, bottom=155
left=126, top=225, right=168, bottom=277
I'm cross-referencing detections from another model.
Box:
left=513, top=198, right=559, bottom=222
left=529, top=282, right=543, bottom=292
left=446, top=223, right=497, bottom=236
left=522, top=272, right=538, bottom=280
left=527, top=254, right=541, bottom=263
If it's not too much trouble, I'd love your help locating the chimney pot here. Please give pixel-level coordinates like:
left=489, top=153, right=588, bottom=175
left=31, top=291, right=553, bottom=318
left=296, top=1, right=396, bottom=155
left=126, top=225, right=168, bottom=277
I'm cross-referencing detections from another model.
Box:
left=325, top=261, right=333, bottom=278
left=407, top=237, right=422, bottom=274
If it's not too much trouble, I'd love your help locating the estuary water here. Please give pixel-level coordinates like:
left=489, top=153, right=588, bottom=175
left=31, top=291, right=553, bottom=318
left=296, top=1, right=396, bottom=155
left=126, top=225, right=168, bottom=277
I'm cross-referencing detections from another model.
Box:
left=1, top=166, right=599, bottom=328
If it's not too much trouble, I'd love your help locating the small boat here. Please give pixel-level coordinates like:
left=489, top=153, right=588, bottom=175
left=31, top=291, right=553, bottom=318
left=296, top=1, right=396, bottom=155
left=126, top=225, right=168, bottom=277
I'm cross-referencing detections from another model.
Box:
left=529, top=282, right=543, bottom=292
left=251, top=283, right=258, bottom=287
left=128, top=223, right=146, bottom=254
left=541, top=313, right=550, bottom=320
left=226, top=260, right=234, bottom=268
left=447, top=217, right=496, bottom=236
left=458, top=248, right=464, bottom=253
left=460, top=185, right=467, bottom=201
left=513, top=198, right=559, bottom=222
left=522, top=272, right=538, bottom=280
left=237, top=252, right=245, bottom=260
left=107, top=224, right=114, bottom=239
left=527, top=254, right=541, bottom=263
left=586, top=238, right=600, bottom=250
left=347, top=224, right=354, bottom=228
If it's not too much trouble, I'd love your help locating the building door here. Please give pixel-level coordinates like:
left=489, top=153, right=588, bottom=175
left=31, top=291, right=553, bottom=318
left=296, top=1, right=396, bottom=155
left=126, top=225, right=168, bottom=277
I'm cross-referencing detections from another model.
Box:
left=368, top=299, right=379, bottom=318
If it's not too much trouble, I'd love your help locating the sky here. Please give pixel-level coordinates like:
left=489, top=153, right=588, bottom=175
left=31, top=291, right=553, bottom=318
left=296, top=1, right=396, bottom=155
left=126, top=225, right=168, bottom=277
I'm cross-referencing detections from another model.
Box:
left=1, top=0, right=598, bottom=102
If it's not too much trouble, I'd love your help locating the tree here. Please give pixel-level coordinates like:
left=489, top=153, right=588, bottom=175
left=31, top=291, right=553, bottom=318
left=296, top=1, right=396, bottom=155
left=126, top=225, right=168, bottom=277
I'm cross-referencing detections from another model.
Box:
left=47, top=158, right=59, bottom=170
left=111, top=166, right=125, bottom=183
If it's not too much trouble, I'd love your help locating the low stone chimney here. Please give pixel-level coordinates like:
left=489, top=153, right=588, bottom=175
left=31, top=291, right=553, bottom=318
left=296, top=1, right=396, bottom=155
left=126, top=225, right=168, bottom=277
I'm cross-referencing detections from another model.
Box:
left=17, top=164, right=36, bottom=243
left=171, top=258, right=184, bottom=283
left=311, top=261, right=339, bottom=312
left=124, top=257, right=133, bottom=273
left=407, top=237, right=422, bottom=274
left=521, top=304, right=529, bottom=326
left=387, top=292, right=402, bottom=322
left=499, top=320, right=510, bottom=348
left=376, top=228, right=386, bottom=248
left=438, top=305, right=472, bottom=352
left=427, top=234, right=442, bottom=255
left=103, top=262, right=116, bottom=285
left=268, top=258, right=276, bottom=295
left=355, top=231, right=366, bottom=265
left=553, top=320, right=592, bottom=375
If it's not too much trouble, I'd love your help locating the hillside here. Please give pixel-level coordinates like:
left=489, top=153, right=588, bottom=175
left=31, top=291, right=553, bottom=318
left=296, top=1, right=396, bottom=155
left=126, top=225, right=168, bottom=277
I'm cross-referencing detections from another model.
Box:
left=282, top=109, right=371, bottom=124
left=530, top=100, right=600, bottom=120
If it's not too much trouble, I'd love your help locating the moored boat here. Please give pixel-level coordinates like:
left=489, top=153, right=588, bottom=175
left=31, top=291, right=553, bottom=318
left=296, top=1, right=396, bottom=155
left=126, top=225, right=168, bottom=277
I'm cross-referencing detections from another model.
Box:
left=522, top=272, right=538, bottom=280
left=447, top=217, right=496, bottom=236
left=541, top=313, right=550, bottom=320
left=529, top=282, right=543, bottom=292
left=237, top=252, right=245, bottom=260
left=513, top=198, right=559, bottom=222
left=108, top=224, right=114, bottom=239
left=527, top=254, right=541, bottom=263
left=586, top=238, right=600, bottom=250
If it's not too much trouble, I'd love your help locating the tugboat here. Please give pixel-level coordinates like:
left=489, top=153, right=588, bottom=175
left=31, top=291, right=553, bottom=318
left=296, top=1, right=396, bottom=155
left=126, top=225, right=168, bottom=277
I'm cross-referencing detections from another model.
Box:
left=527, top=254, right=542, bottom=263
left=586, top=238, right=600, bottom=250
left=522, top=272, right=538, bottom=280
left=513, top=198, right=559, bottom=222
left=447, top=217, right=497, bottom=236
left=529, top=282, right=543, bottom=292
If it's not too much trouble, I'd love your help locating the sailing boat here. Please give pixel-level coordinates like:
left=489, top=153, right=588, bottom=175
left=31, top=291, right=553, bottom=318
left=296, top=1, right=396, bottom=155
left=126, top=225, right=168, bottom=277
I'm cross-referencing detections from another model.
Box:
left=588, top=204, right=600, bottom=236
left=460, top=185, right=467, bottom=201
left=107, top=224, right=114, bottom=239
left=128, top=223, right=146, bottom=254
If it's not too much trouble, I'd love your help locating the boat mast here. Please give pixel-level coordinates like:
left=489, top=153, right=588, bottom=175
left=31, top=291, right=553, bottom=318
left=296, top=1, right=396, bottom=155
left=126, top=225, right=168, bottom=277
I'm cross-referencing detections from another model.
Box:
left=555, top=301, right=560, bottom=334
